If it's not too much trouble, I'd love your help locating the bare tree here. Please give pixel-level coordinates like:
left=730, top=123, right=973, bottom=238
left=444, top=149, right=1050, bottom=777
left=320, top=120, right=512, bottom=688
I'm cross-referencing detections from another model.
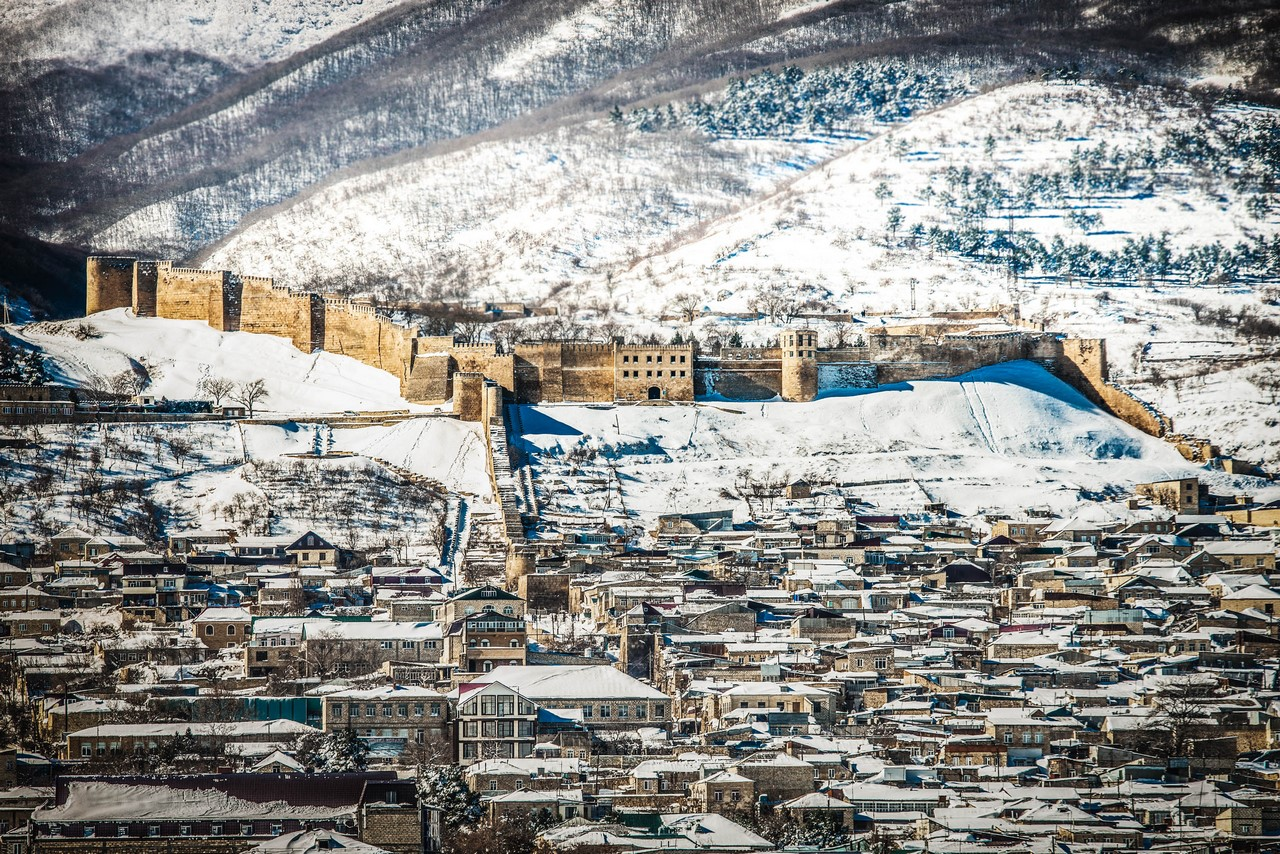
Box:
left=234, top=379, right=269, bottom=416
left=198, top=375, right=236, bottom=408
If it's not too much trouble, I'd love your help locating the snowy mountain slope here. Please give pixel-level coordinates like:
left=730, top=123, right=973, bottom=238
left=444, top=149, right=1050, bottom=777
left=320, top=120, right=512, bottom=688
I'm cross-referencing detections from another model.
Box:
left=592, top=79, right=1280, bottom=464
left=9, top=308, right=421, bottom=413
left=0, top=0, right=414, bottom=73
left=197, top=121, right=842, bottom=297
left=516, top=361, right=1279, bottom=530
left=5, top=0, right=1276, bottom=291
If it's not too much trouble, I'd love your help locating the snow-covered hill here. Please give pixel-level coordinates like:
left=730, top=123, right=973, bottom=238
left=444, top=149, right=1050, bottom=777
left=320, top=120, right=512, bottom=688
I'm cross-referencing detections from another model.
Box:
left=0, top=0, right=412, bottom=74
left=517, top=361, right=1279, bottom=531
left=10, top=308, right=420, bottom=414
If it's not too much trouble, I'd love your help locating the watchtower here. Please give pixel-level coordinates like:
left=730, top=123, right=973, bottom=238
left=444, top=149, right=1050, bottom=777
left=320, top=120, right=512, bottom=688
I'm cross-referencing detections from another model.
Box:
left=85, top=256, right=136, bottom=315
left=780, top=327, right=818, bottom=401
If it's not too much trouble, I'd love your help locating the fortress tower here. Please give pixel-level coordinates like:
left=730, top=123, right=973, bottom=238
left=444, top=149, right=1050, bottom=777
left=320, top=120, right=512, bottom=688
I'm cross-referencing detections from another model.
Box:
left=85, top=256, right=136, bottom=315
left=780, top=327, right=818, bottom=401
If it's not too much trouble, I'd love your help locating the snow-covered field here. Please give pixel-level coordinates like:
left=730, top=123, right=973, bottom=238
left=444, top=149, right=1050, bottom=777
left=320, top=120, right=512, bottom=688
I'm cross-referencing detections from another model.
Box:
left=516, top=361, right=1280, bottom=533
left=0, top=416, right=492, bottom=549
left=11, top=309, right=424, bottom=414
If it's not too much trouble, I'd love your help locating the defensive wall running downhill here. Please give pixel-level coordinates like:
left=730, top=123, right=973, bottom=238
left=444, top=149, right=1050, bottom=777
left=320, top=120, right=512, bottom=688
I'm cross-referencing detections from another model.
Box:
left=82, top=255, right=1238, bottom=468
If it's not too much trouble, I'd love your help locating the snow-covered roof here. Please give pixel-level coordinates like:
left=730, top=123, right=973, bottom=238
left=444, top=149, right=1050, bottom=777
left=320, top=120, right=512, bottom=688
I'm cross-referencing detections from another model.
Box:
left=34, top=780, right=352, bottom=822
left=466, top=665, right=669, bottom=701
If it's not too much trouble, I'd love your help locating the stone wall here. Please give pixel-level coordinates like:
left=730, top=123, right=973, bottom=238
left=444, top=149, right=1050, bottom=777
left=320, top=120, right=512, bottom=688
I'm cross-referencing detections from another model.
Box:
left=238, top=276, right=322, bottom=352
left=515, top=343, right=564, bottom=403
left=322, top=299, right=414, bottom=381
left=155, top=263, right=238, bottom=330
left=563, top=344, right=618, bottom=401
left=1056, top=338, right=1169, bottom=438
left=85, top=257, right=135, bottom=315
left=131, top=261, right=158, bottom=317
left=696, top=348, right=782, bottom=399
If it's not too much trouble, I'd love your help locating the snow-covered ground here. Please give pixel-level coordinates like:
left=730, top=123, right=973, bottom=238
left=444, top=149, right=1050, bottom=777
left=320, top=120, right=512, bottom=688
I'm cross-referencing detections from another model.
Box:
left=1, top=311, right=494, bottom=545
left=0, top=0, right=413, bottom=75
left=516, top=361, right=1279, bottom=533
left=11, top=309, right=426, bottom=414
left=0, top=416, right=492, bottom=548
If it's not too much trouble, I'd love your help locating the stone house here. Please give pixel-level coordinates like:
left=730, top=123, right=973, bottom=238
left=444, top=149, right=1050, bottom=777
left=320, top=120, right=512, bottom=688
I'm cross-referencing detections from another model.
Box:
left=285, top=531, right=339, bottom=567
left=192, top=606, right=252, bottom=650
left=0, top=586, right=54, bottom=611
left=464, top=665, right=672, bottom=732
left=728, top=753, right=817, bottom=805
left=689, top=770, right=754, bottom=813
left=29, top=772, right=421, bottom=854
left=443, top=611, right=527, bottom=675
left=64, top=720, right=316, bottom=761
left=1221, top=585, right=1280, bottom=616
left=321, top=684, right=449, bottom=760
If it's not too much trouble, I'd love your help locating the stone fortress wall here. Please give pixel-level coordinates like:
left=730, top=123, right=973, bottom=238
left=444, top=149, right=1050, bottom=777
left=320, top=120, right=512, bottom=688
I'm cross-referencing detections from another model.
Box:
left=85, top=256, right=1177, bottom=445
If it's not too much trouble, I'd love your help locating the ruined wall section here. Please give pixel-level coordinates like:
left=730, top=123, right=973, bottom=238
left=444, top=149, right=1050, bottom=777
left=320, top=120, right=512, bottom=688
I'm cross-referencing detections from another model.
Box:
left=85, top=257, right=135, bottom=315
left=696, top=347, right=781, bottom=399
left=1055, top=338, right=1170, bottom=438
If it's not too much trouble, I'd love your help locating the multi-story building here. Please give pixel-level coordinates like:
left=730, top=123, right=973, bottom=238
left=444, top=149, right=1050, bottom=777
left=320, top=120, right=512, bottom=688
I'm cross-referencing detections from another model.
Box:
left=454, top=681, right=539, bottom=765
left=443, top=611, right=527, bottom=675
left=321, top=685, right=450, bottom=760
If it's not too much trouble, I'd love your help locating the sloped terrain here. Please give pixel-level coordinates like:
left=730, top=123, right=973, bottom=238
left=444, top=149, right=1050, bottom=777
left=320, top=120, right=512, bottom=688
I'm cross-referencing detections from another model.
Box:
left=9, top=308, right=416, bottom=413
left=516, top=361, right=1279, bottom=530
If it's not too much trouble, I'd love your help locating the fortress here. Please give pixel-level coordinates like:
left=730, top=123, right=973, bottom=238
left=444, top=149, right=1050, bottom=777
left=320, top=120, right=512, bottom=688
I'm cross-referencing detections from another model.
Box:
left=84, top=257, right=1170, bottom=441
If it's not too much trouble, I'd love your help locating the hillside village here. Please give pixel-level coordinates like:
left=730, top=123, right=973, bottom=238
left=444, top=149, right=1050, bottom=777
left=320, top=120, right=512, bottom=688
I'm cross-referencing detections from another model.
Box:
left=0, top=234, right=1278, bottom=854
left=2, top=280, right=1280, bottom=852
left=0, top=463, right=1278, bottom=853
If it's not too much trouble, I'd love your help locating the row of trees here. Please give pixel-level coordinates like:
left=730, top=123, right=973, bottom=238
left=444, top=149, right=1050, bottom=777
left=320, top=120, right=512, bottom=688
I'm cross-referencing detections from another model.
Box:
left=618, top=60, right=965, bottom=139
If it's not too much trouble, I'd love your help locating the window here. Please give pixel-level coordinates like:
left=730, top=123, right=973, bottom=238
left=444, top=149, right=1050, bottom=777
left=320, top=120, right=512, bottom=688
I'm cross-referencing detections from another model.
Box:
left=212, top=824, right=223, bottom=836
left=271, top=824, right=282, bottom=837
left=148, top=826, right=160, bottom=838
left=430, top=703, right=441, bottom=717
left=179, top=825, right=191, bottom=836
left=1003, top=733, right=1013, bottom=744
left=636, top=705, right=647, bottom=719
left=227, top=625, right=236, bottom=635
left=205, top=625, right=214, bottom=635
left=714, top=790, right=723, bottom=802
left=380, top=640, right=394, bottom=649
left=382, top=704, right=393, bottom=717
left=397, top=705, right=408, bottom=717
left=654, top=705, right=665, bottom=717
left=117, top=827, right=128, bottom=837
left=730, top=790, right=741, bottom=802
left=402, top=640, right=415, bottom=648
left=242, top=824, right=254, bottom=836
left=333, top=703, right=344, bottom=716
